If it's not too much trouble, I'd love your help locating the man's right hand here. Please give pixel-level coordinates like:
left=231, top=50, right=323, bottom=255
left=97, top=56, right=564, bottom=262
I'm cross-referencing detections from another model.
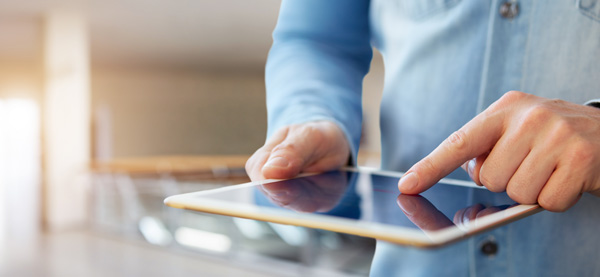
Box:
left=245, top=121, right=351, bottom=182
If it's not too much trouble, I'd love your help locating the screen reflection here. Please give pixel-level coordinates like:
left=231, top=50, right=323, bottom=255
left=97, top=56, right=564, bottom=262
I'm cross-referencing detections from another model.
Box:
left=256, top=170, right=361, bottom=218
left=258, top=170, right=349, bottom=213
left=254, top=170, right=515, bottom=233
left=397, top=194, right=511, bottom=231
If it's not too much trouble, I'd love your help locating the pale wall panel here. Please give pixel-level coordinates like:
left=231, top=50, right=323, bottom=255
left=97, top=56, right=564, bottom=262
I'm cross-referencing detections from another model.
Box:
left=92, top=68, right=268, bottom=158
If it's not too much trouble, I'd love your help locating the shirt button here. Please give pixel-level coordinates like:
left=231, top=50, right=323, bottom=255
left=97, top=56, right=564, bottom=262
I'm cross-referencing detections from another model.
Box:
left=499, top=1, right=519, bottom=19
left=480, top=240, right=498, bottom=256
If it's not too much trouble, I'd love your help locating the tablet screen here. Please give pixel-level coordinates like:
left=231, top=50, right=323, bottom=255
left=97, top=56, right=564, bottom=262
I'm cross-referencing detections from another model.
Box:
left=200, top=170, right=511, bottom=231
left=165, top=168, right=541, bottom=247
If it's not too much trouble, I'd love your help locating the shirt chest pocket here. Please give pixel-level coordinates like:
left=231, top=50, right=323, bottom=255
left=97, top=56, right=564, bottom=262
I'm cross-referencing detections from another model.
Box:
left=395, top=0, right=462, bottom=20
left=578, top=0, right=600, bottom=22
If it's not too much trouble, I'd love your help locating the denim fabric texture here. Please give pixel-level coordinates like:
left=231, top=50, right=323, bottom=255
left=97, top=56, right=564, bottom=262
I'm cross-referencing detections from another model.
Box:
left=266, top=0, right=600, bottom=275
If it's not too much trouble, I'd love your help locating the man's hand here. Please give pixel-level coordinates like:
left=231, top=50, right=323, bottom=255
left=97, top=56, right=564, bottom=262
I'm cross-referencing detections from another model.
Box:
left=398, top=91, right=600, bottom=212
left=245, top=121, right=350, bottom=182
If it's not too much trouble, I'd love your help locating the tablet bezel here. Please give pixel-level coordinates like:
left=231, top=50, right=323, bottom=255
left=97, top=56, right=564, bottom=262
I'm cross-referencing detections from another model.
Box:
left=164, top=167, right=542, bottom=248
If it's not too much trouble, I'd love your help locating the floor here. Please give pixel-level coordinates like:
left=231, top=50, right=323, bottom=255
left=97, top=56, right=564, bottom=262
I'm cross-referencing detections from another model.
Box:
left=0, top=229, right=367, bottom=277
left=0, top=159, right=378, bottom=277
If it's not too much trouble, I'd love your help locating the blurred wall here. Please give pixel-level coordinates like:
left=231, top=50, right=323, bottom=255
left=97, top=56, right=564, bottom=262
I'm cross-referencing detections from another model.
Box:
left=88, top=0, right=280, bottom=159
left=92, top=67, right=268, bottom=158
left=91, top=57, right=384, bottom=160
left=0, top=17, right=42, bottom=100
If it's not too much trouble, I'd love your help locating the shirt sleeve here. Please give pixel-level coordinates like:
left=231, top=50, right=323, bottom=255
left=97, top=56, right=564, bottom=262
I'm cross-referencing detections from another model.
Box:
left=584, top=99, right=600, bottom=109
left=265, top=0, right=373, bottom=163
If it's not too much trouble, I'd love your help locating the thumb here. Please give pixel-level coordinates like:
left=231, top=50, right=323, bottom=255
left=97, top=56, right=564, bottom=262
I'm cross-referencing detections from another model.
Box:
left=261, top=142, right=314, bottom=181
left=262, top=122, right=348, bottom=180
left=262, top=147, right=307, bottom=180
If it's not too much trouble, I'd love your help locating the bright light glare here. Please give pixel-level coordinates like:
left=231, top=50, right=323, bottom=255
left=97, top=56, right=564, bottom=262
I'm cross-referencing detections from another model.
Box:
left=0, top=98, right=40, bottom=252
left=174, top=227, right=232, bottom=253
left=138, top=216, right=173, bottom=246
left=232, top=217, right=269, bottom=240
left=267, top=223, right=307, bottom=246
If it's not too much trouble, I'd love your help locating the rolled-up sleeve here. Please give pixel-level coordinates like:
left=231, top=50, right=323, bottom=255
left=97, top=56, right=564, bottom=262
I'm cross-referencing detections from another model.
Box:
left=584, top=99, right=600, bottom=109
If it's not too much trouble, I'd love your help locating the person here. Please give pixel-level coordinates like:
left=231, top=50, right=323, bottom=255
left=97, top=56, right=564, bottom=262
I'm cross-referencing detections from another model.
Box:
left=245, top=0, right=600, bottom=275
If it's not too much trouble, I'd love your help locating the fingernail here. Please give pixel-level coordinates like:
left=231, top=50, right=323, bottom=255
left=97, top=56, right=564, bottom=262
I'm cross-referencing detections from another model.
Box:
left=467, top=159, right=476, bottom=178
left=264, top=156, right=289, bottom=169
left=399, top=172, right=419, bottom=192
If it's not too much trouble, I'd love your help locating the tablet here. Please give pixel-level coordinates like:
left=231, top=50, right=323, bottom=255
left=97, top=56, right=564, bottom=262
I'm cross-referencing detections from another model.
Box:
left=164, top=167, right=541, bottom=248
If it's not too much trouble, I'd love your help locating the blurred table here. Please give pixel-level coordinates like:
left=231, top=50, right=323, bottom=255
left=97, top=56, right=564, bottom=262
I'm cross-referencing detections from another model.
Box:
left=91, top=155, right=250, bottom=181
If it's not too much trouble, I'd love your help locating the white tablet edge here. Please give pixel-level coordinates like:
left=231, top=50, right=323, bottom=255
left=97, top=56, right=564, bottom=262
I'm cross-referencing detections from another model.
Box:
left=164, top=167, right=542, bottom=248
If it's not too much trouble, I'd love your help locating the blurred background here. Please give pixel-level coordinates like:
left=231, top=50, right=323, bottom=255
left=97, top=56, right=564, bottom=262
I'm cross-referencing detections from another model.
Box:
left=0, top=0, right=384, bottom=276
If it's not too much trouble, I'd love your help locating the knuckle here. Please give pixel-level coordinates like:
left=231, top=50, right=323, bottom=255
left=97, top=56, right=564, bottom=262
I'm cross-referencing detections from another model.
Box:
left=515, top=105, right=559, bottom=137
left=553, top=118, right=574, bottom=135
left=271, top=142, right=299, bottom=156
left=478, top=168, right=493, bottom=188
left=479, top=168, right=503, bottom=192
left=566, top=139, right=596, bottom=168
left=445, top=130, right=469, bottom=151
left=542, top=119, right=572, bottom=148
left=488, top=91, right=528, bottom=112
left=553, top=118, right=575, bottom=136
left=537, top=194, right=567, bottom=212
left=523, top=104, right=553, bottom=124
left=506, top=187, right=521, bottom=203
left=506, top=185, right=536, bottom=204
left=296, top=123, right=326, bottom=143
left=501, top=90, right=527, bottom=103
left=536, top=194, right=552, bottom=210
left=418, top=157, right=440, bottom=177
left=298, top=123, right=317, bottom=135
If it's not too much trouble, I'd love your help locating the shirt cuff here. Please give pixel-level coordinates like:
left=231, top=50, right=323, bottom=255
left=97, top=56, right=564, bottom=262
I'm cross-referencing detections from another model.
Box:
left=584, top=99, right=600, bottom=109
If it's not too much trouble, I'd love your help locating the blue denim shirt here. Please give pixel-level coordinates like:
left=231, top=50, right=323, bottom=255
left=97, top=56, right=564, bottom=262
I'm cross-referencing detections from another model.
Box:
left=266, top=0, right=600, bottom=275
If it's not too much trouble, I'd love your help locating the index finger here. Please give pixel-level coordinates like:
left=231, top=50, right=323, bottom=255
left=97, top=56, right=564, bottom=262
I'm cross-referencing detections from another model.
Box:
left=398, top=111, right=504, bottom=194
